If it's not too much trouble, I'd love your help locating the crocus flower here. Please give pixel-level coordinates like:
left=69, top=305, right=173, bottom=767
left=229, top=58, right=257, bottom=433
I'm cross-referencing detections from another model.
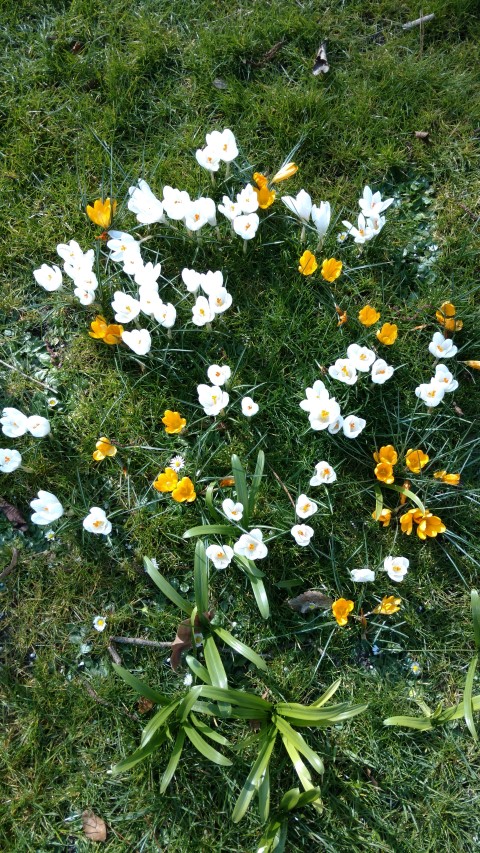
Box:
left=134, top=262, right=162, bottom=288
left=400, top=508, right=424, bottom=535
left=311, top=201, right=331, bottom=239
left=282, top=189, right=312, bottom=223
left=321, top=258, right=342, bottom=282
left=346, top=344, right=376, bottom=372
left=25, top=415, right=50, bottom=438
left=435, top=301, right=463, bottom=332
left=428, top=332, right=458, bottom=358
left=328, top=358, right=358, bottom=385
left=205, top=128, right=238, bottom=162
left=171, top=477, right=196, bottom=503
left=271, top=162, right=297, bottom=183
left=236, top=185, right=259, bottom=214
left=93, top=437, right=117, bottom=461
left=93, top=615, right=107, bottom=632
left=222, top=499, right=243, bottom=521
left=195, top=146, right=221, bottom=172
left=107, top=231, right=141, bottom=263
left=86, top=197, right=117, bottom=228
left=89, top=316, right=123, bottom=343
left=184, top=197, right=214, bottom=231
left=298, top=250, right=317, bottom=275
left=434, top=470, right=460, bottom=486
left=1, top=407, right=28, bottom=438
left=309, top=461, right=337, bottom=485
left=30, top=490, right=64, bottom=525
left=197, top=384, right=229, bottom=416
left=295, top=494, right=318, bottom=519
left=56, top=239, right=85, bottom=265
left=376, top=323, right=398, bottom=345
left=327, top=415, right=344, bottom=434
left=218, top=196, right=243, bottom=221
left=291, top=524, right=314, bottom=546
left=405, top=449, right=429, bottom=473
left=373, top=445, right=398, bottom=466
left=111, top=291, right=141, bottom=324
left=299, top=380, right=329, bottom=412
left=358, top=186, right=393, bottom=216
left=209, top=288, right=232, bottom=314
left=415, top=382, right=445, bottom=407
left=139, top=285, right=162, bottom=317
left=192, top=296, right=215, bottom=327
left=154, top=302, right=176, bottom=328
left=128, top=179, right=165, bottom=224
left=33, top=263, right=63, bottom=291
left=206, top=543, right=234, bottom=569
left=371, top=359, right=394, bottom=384
left=200, top=271, right=224, bottom=296
left=416, top=511, right=446, bottom=539
left=308, top=398, right=341, bottom=431
left=358, top=305, right=380, bottom=326
left=342, top=214, right=374, bottom=244
left=207, top=364, right=231, bottom=386
left=233, top=528, right=268, bottom=560
left=350, top=568, right=375, bottom=582
left=162, top=410, right=186, bottom=434
left=372, top=507, right=391, bottom=526
left=153, top=467, right=178, bottom=492
left=252, top=174, right=276, bottom=209
left=241, top=397, right=259, bottom=417
left=0, top=449, right=22, bottom=473
left=383, top=555, right=409, bottom=582
left=432, top=364, right=458, bottom=392
left=74, top=285, right=96, bottom=306
left=374, top=462, right=395, bottom=484
left=182, top=268, right=203, bottom=293
left=233, top=213, right=259, bottom=240
left=342, top=415, right=366, bottom=438
left=162, top=186, right=191, bottom=220
left=373, top=595, right=401, bottom=615
left=121, top=329, right=152, bottom=355
left=83, top=507, right=112, bottom=535
left=332, top=598, right=354, bottom=626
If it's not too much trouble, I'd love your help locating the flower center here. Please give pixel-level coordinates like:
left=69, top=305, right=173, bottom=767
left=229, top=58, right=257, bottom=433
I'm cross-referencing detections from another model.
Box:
left=320, top=409, right=329, bottom=418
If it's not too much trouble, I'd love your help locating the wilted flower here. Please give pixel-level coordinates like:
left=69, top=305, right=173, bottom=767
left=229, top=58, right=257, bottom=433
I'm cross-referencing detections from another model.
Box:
left=298, top=250, right=317, bottom=276
left=373, top=595, right=401, bottom=615
left=207, top=364, right=231, bottom=386
left=415, top=382, right=445, bottom=407
left=373, top=445, right=398, bottom=466
left=30, top=490, right=64, bottom=525
left=383, top=555, right=409, bottom=582
left=372, top=507, right=392, bottom=526
left=321, top=258, right=342, bottom=282
left=153, top=468, right=178, bottom=493
left=358, top=305, right=380, bottom=326
left=434, top=470, right=460, bottom=486
left=405, top=449, right=429, bottom=473
left=128, top=179, right=165, bottom=224
left=346, top=344, right=376, bottom=373
left=121, top=329, right=152, bottom=355
left=33, top=263, right=63, bottom=292
left=309, top=461, right=337, bottom=485
left=162, top=410, right=186, bottom=435
left=197, top=384, right=229, bottom=416
left=295, top=494, right=318, bottom=519
left=86, top=198, right=117, bottom=228
left=328, top=358, right=358, bottom=385
left=428, top=332, right=458, bottom=359
left=350, top=568, right=375, bottom=582
left=206, top=543, right=234, bottom=569
left=241, top=397, right=259, bottom=417
left=93, top=615, right=107, bottom=632
left=83, top=507, right=112, bottom=535
left=171, top=477, right=196, bottom=503
left=371, top=359, right=394, bottom=384
left=335, top=305, right=348, bottom=326
left=290, top=524, right=314, bottom=546
left=435, top=301, right=463, bottom=332
left=222, top=499, right=243, bottom=521
left=376, top=323, right=398, bottom=345
left=1, top=407, right=28, bottom=438
left=342, top=415, right=366, bottom=438
left=234, top=528, right=268, bottom=560
left=0, top=448, right=22, bottom=473
left=93, top=437, right=117, bottom=462
left=332, top=598, right=354, bottom=626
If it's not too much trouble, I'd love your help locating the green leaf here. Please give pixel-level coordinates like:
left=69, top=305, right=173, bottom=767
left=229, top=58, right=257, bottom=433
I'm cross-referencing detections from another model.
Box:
left=140, top=698, right=181, bottom=746
left=310, top=679, right=341, bottom=708
left=274, top=716, right=324, bottom=774
left=203, top=634, right=228, bottom=689
left=463, top=655, right=478, bottom=741
left=383, top=483, right=425, bottom=515
left=198, top=685, right=272, bottom=713
left=373, top=484, right=383, bottom=521
left=258, top=764, right=270, bottom=823
left=276, top=701, right=368, bottom=726
left=190, top=713, right=230, bottom=746
left=183, top=524, right=234, bottom=540
left=232, top=454, right=249, bottom=524
left=280, top=737, right=316, bottom=795
left=178, top=686, right=203, bottom=723
left=159, top=729, right=186, bottom=793
left=112, top=664, right=169, bottom=705
left=248, top=450, right=265, bottom=519
left=256, top=819, right=284, bottom=853
left=194, top=539, right=209, bottom=614
left=186, top=655, right=211, bottom=684
left=471, top=590, right=480, bottom=650
left=295, top=788, right=322, bottom=809
left=183, top=721, right=232, bottom=766
left=444, top=693, right=480, bottom=720
left=205, top=482, right=222, bottom=522
left=232, top=727, right=277, bottom=823
left=279, top=788, right=300, bottom=812
left=112, top=730, right=168, bottom=775
left=249, top=573, right=270, bottom=619
left=383, top=715, right=434, bottom=730
left=234, top=554, right=266, bottom=579
left=144, top=557, right=192, bottom=614
left=213, top=625, right=268, bottom=671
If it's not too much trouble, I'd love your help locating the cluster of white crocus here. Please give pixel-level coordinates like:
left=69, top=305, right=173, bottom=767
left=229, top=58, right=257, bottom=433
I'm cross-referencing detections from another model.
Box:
left=342, top=185, right=393, bottom=244
left=195, top=128, right=239, bottom=173
left=197, top=361, right=230, bottom=416
left=1, top=407, right=50, bottom=439
left=218, top=185, right=260, bottom=241
left=127, top=179, right=216, bottom=235
left=181, top=268, right=232, bottom=326
left=299, top=379, right=366, bottom=439
left=281, top=190, right=331, bottom=241
left=33, top=239, right=97, bottom=305
left=328, top=344, right=394, bottom=387
left=415, top=334, right=459, bottom=407
left=290, top=493, right=318, bottom=547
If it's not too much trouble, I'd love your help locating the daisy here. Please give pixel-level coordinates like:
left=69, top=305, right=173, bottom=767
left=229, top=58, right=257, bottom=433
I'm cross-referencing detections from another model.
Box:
left=169, top=455, right=185, bottom=472
left=93, top=615, right=107, bottom=632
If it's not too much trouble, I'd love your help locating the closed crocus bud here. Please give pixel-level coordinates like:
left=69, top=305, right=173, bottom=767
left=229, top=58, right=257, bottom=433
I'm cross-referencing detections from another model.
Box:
left=121, top=329, right=152, bottom=355
left=311, top=201, right=331, bottom=238
left=26, top=415, right=51, bottom=437
left=33, top=263, right=63, bottom=291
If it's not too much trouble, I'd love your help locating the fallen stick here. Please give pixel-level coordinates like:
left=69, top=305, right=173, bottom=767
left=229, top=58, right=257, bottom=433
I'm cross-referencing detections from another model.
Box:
left=402, top=13, right=435, bottom=30
left=110, top=635, right=172, bottom=649
left=0, top=548, right=18, bottom=581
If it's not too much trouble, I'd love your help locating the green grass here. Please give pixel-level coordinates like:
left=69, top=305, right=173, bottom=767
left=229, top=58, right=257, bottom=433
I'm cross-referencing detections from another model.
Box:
left=1, top=0, right=480, bottom=850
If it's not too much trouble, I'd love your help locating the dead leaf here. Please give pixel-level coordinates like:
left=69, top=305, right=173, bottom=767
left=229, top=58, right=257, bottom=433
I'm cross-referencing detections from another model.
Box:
left=170, top=618, right=193, bottom=671
left=82, top=810, right=107, bottom=842
left=313, top=42, right=329, bottom=75
left=0, top=498, right=27, bottom=531
left=335, top=304, right=348, bottom=326
left=213, top=78, right=228, bottom=90
left=413, top=324, right=427, bottom=331
left=250, top=40, right=285, bottom=68
left=415, top=131, right=429, bottom=140
left=219, top=477, right=235, bottom=488
left=453, top=403, right=465, bottom=415
left=288, top=590, right=333, bottom=614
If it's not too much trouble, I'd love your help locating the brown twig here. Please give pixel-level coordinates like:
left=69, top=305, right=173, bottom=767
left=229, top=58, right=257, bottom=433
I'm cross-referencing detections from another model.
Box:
left=270, top=468, right=296, bottom=509
left=0, top=547, right=18, bottom=581
left=0, top=357, right=58, bottom=393
left=110, top=635, right=172, bottom=649
left=107, top=643, right=122, bottom=665
left=402, top=13, right=434, bottom=30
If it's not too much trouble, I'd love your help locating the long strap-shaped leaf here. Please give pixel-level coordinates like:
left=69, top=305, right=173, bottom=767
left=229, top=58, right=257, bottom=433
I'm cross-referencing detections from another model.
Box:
left=189, top=713, right=230, bottom=746
left=183, top=524, right=234, bottom=540
left=383, top=483, right=425, bottom=514
left=213, top=625, right=268, bottom=671
left=159, top=729, right=186, bottom=794
left=183, top=721, right=232, bottom=766
left=198, top=685, right=272, bottom=713
left=231, top=454, right=249, bottom=524
left=248, top=450, right=265, bottom=520
left=203, top=634, right=228, bottom=689
left=185, top=655, right=211, bottom=684
left=194, top=539, right=209, bottom=614
left=310, top=679, right=341, bottom=708
left=140, top=698, right=181, bottom=746
left=232, top=726, right=277, bottom=823
left=112, top=664, right=169, bottom=705
left=258, top=764, right=270, bottom=823
left=280, top=736, right=316, bottom=794
left=463, top=655, right=478, bottom=741
left=274, top=715, right=324, bottom=774
left=112, top=730, right=168, bottom=775
left=144, top=557, right=192, bottom=614
left=472, top=590, right=480, bottom=650
left=276, top=701, right=368, bottom=726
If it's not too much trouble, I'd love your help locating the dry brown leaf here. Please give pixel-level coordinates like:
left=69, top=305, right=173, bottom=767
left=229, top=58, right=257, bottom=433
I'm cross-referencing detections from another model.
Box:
left=82, top=810, right=107, bottom=842
left=137, top=697, right=154, bottom=714
left=415, top=131, right=429, bottom=140
left=288, top=590, right=333, bottom=614
left=0, top=498, right=27, bottom=531
left=170, top=618, right=193, bottom=671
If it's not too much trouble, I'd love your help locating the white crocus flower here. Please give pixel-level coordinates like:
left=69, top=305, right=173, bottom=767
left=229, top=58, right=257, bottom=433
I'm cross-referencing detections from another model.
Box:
left=371, top=359, right=394, bottom=384
left=350, top=568, right=375, bottom=582
left=281, top=190, right=312, bottom=223
left=367, top=213, right=386, bottom=236
left=432, top=364, right=458, bottom=393
left=107, top=231, right=141, bottom=263
left=122, top=247, right=144, bottom=276
left=63, top=250, right=95, bottom=279
left=138, top=284, right=162, bottom=317
left=309, top=461, right=337, bottom=486
left=290, top=524, right=314, bottom=546
left=342, top=415, right=366, bottom=438
left=111, top=291, right=141, bottom=324
left=197, top=384, right=229, bottom=416
left=1, top=407, right=28, bottom=438
left=121, top=329, right=152, bottom=355
left=218, top=196, right=243, bottom=222
left=209, top=288, right=232, bottom=314
left=233, top=528, right=268, bottom=560
left=241, top=397, right=259, bottom=417
left=83, top=507, right=112, bottom=535
left=134, top=262, right=162, bottom=288
left=73, top=286, right=96, bottom=306
left=192, top=296, right=215, bottom=326
left=206, top=128, right=239, bottom=162
left=184, top=198, right=209, bottom=232
left=26, top=415, right=50, bottom=437
left=222, top=499, right=243, bottom=521
left=359, top=185, right=393, bottom=217
left=0, top=449, right=22, bottom=473
left=346, top=344, right=376, bottom=373
left=202, top=196, right=217, bottom=227
left=328, top=358, right=358, bottom=385
left=128, top=179, right=165, bottom=224
left=195, top=146, right=221, bottom=172
left=33, top=264, right=63, bottom=292
left=383, top=555, right=409, bottom=583
left=415, top=382, right=445, bottom=407
left=308, top=398, right=341, bottom=431
left=299, top=380, right=329, bottom=412
left=341, top=213, right=374, bottom=244
left=233, top=213, right=260, bottom=240
left=162, top=186, right=191, bottom=220
left=56, top=239, right=84, bottom=265
left=295, top=494, right=318, bottom=519
left=182, top=268, right=203, bottom=293
left=205, top=543, right=234, bottom=569
left=428, top=332, right=458, bottom=359
left=311, top=201, right=331, bottom=239
left=207, top=364, right=231, bottom=386
left=200, top=270, right=224, bottom=296
left=30, top=490, right=64, bottom=525
left=154, top=302, right=176, bottom=328
left=236, top=185, right=259, bottom=214
left=93, top=615, right=107, bottom=632
left=327, top=415, right=344, bottom=435
left=74, top=269, right=98, bottom=291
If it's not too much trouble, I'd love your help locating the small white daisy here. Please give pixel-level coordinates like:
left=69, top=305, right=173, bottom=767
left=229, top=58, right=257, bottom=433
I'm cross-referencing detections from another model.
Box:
left=169, top=455, right=185, bottom=472
left=337, top=232, right=348, bottom=243
left=47, top=397, right=59, bottom=408
left=93, top=615, right=107, bottom=632
left=44, top=529, right=56, bottom=541
left=183, top=672, right=193, bottom=687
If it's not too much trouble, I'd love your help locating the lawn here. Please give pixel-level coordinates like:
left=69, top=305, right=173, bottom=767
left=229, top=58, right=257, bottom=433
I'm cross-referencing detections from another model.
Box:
left=1, top=1, right=480, bottom=850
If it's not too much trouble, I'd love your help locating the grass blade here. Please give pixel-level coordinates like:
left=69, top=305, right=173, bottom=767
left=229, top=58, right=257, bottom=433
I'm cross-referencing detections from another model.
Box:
left=249, top=573, right=270, bottom=619
left=248, top=450, right=265, bottom=520
left=373, top=484, right=383, bottom=520
left=144, top=556, right=192, bottom=614
left=198, top=685, right=272, bottom=713
left=205, top=482, right=222, bottom=522
left=214, top=625, right=268, bottom=671
left=471, top=590, right=480, bottom=650
left=383, top=483, right=425, bottom=514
